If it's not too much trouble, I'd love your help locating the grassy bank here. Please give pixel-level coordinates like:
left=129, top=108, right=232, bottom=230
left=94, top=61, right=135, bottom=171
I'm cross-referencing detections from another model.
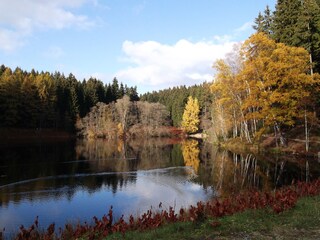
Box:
left=108, top=195, right=320, bottom=240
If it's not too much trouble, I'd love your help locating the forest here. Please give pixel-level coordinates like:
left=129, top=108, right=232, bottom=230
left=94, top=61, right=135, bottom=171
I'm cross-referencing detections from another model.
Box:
left=141, top=0, right=320, bottom=150
left=1, top=0, right=320, bottom=149
left=0, top=67, right=138, bottom=131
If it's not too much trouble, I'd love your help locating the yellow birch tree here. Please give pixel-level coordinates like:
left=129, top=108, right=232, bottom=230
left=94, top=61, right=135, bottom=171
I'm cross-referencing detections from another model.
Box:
left=240, top=33, right=317, bottom=143
left=211, top=32, right=319, bottom=144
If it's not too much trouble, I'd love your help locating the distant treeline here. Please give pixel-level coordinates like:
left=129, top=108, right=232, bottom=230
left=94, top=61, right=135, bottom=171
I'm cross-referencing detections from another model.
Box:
left=0, top=65, right=138, bottom=131
left=140, top=83, right=212, bottom=129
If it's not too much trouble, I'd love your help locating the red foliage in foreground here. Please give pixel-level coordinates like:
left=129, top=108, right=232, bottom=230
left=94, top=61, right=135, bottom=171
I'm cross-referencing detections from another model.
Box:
left=4, top=178, right=320, bottom=240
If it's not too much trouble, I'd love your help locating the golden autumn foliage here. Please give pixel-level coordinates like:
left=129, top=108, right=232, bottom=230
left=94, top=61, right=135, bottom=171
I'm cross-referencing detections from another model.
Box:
left=117, top=122, right=124, bottom=138
left=211, top=33, right=320, bottom=142
left=181, top=96, right=200, bottom=134
left=182, top=139, right=200, bottom=173
left=240, top=33, right=316, bottom=126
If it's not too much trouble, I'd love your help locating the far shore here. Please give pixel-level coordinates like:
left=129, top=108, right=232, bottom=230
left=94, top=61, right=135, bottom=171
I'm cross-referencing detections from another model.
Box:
left=0, top=128, right=75, bottom=144
left=2, top=127, right=319, bottom=160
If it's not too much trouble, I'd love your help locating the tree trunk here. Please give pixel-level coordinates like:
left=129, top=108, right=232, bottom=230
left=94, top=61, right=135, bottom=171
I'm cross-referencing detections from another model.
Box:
left=305, top=109, right=309, bottom=152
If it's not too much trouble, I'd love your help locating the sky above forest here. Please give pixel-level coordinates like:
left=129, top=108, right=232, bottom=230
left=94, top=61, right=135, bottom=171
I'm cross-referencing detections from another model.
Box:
left=0, top=0, right=276, bottom=93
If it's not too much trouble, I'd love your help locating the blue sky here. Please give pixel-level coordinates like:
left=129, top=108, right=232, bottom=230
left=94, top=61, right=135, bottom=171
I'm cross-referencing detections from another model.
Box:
left=0, top=0, right=276, bottom=93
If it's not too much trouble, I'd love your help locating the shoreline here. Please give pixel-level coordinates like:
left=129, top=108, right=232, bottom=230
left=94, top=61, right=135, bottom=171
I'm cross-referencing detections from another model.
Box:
left=2, top=127, right=319, bottom=159
left=215, top=136, right=320, bottom=160
left=5, top=178, right=320, bottom=239
left=0, top=128, right=75, bottom=144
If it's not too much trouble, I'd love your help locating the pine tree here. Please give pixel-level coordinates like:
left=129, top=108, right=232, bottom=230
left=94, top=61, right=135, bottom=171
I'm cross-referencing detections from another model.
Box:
left=20, top=73, right=40, bottom=128
left=0, top=68, right=21, bottom=127
left=181, top=96, right=200, bottom=134
left=253, top=12, right=264, bottom=32
left=253, top=5, right=273, bottom=35
left=111, top=77, right=120, bottom=101
left=272, top=0, right=301, bottom=45
left=271, top=0, right=320, bottom=73
left=294, top=0, right=320, bottom=73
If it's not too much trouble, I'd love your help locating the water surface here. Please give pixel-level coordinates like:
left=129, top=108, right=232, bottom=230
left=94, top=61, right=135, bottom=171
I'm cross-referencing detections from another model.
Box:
left=0, top=138, right=319, bottom=235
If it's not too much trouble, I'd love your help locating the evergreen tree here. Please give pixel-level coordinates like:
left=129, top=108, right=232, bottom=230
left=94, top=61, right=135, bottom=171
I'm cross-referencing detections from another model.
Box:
left=83, top=78, right=99, bottom=113
left=253, top=12, right=264, bottom=32
left=119, top=83, right=125, bottom=98
left=127, top=86, right=139, bottom=101
left=66, top=73, right=80, bottom=130
left=105, top=84, right=113, bottom=103
left=270, top=0, right=320, bottom=73
left=35, top=72, right=56, bottom=128
left=0, top=68, right=21, bottom=127
left=294, top=0, right=320, bottom=73
left=20, top=73, right=41, bottom=128
left=253, top=5, right=273, bottom=35
left=0, top=65, right=6, bottom=76
left=111, top=77, right=120, bottom=101
left=272, top=0, right=301, bottom=45
left=54, top=72, right=69, bottom=129
left=77, top=80, right=86, bottom=117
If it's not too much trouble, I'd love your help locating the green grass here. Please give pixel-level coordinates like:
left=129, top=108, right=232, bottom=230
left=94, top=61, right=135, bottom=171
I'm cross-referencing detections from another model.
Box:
left=104, top=195, right=320, bottom=240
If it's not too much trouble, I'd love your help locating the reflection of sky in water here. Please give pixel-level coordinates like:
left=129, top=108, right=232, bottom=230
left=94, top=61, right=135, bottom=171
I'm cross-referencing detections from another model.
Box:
left=0, top=167, right=214, bottom=235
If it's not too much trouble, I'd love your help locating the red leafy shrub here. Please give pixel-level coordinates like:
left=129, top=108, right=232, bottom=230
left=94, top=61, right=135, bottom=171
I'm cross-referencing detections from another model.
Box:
left=3, top=178, right=319, bottom=239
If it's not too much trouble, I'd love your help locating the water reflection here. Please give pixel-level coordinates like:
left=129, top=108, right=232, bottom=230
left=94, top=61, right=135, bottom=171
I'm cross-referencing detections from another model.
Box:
left=0, top=138, right=319, bottom=235
left=0, top=138, right=206, bottom=234
left=197, top=142, right=320, bottom=196
left=75, top=138, right=184, bottom=172
left=182, top=139, right=200, bottom=173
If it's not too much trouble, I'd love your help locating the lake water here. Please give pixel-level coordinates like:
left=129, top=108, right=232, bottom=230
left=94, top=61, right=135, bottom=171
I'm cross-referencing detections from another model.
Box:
left=0, top=138, right=319, bottom=236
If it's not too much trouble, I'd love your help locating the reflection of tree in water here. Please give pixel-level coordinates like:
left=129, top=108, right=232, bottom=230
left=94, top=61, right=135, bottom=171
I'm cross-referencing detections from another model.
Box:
left=231, top=153, right=270, bottom=192
left=2, top=139, right=317, bottom=206
left=1, top=137, right=182, bottom=205
left=85, top=173, right=137, bottom=195
left=0, top=139, right=139, bottom=206
left=0, top=173, right=137, bottom=207
left=181, top=139, right=200, bottom=173
left=0, top=141, right=77, bottom=187
left=73, top=138, right=188, bottom=196
left=197, top=142, right=318, bottom=196
left=76, top=138, right=184, bottom=172
left=129, top=138, right=183, bottom=169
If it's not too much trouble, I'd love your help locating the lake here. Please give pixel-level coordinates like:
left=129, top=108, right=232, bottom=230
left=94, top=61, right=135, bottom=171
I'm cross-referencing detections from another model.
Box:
left=0, top=138, right=319, bottom=236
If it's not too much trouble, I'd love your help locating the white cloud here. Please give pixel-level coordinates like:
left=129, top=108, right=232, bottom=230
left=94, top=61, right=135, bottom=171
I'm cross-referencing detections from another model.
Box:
left=0, top=29, right=26, bottom=52
left=116, top=39, right=236, bottom=92
left=0, top=0, right=94, bottom=52
left=235, top=21, right=253, bottom=33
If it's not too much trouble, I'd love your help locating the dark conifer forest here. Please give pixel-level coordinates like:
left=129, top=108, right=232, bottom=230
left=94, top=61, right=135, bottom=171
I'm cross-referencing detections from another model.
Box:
left=0, top=65, right=138, bottom=131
